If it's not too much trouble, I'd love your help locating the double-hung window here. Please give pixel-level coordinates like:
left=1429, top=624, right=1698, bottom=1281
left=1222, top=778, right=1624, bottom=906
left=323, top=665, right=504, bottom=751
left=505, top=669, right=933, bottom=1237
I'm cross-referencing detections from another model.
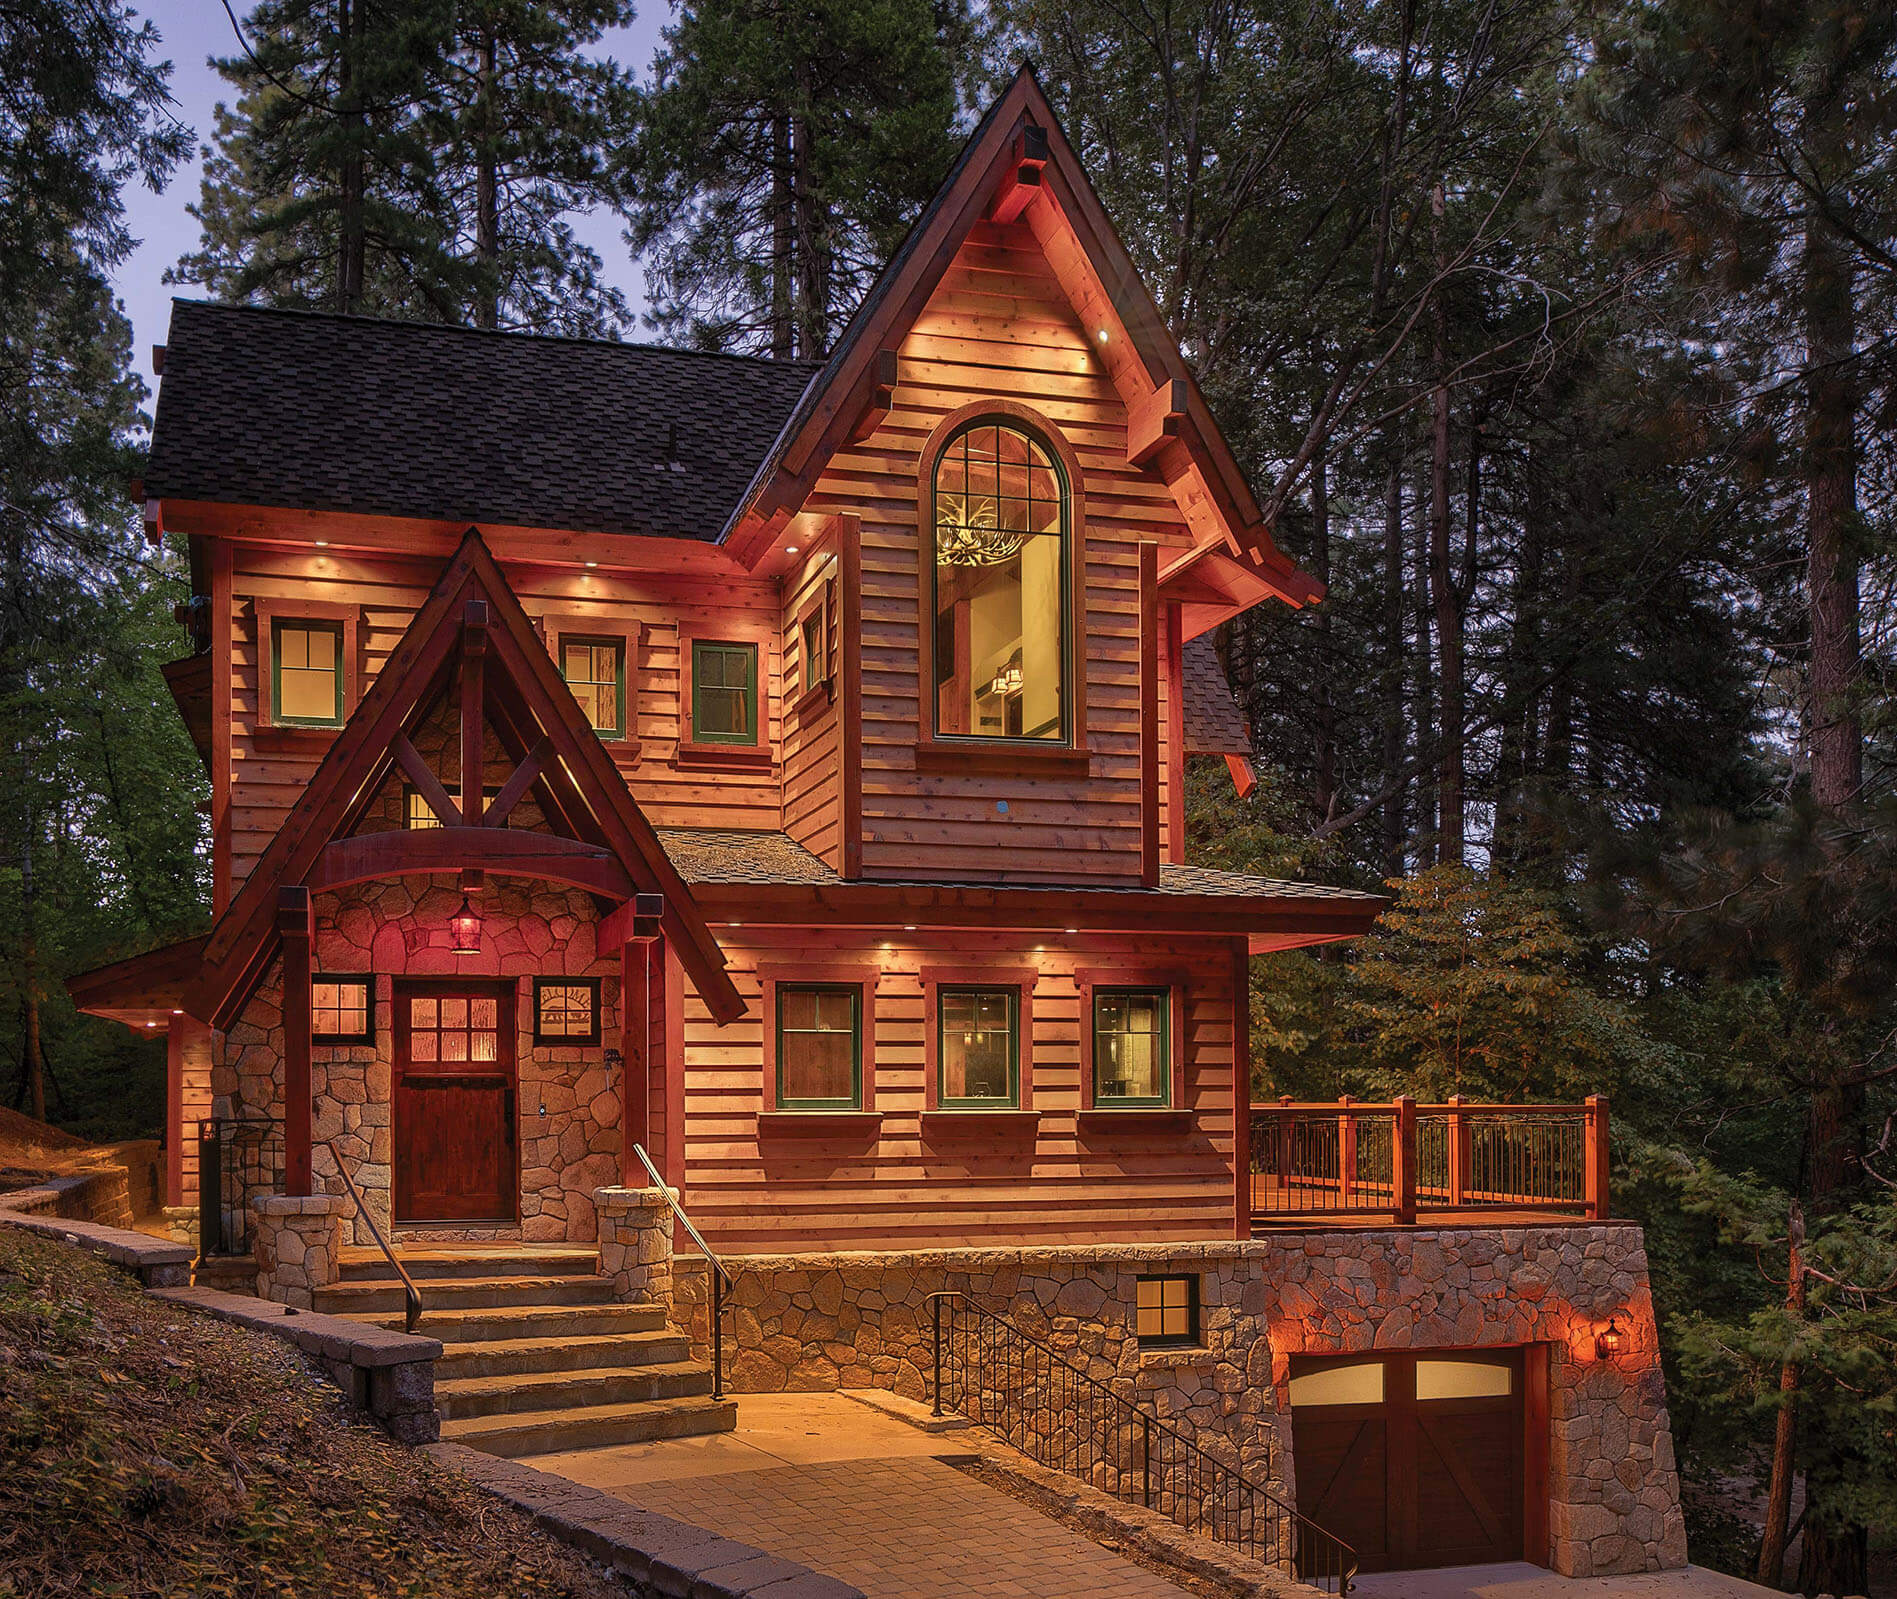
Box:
left=272, top=619, right=344, bottom=726
left=1092, top=989, right=1170, bottom=1106
left=937, top=987, right=1018, bottom=1107
left=692, top=640, right=759, bottom=744
left=561, top=636, right=626, bottom=738
left=775, top=985, right=861, bottom=1109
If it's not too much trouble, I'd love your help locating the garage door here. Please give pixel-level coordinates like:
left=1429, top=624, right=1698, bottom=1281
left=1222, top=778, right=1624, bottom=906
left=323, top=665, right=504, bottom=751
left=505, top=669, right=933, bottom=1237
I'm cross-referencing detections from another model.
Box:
left=1288, top=1349, right=1532, bottom=1572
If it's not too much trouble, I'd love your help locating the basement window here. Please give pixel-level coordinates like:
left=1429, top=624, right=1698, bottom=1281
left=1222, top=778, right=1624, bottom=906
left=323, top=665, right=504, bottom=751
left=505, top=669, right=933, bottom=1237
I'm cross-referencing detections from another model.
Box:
left=312, top=975, right=374, bottom=1046
left=1135, top=1275, right=1199, bottom=1348
left=534, top=979, right=601, bottom=1047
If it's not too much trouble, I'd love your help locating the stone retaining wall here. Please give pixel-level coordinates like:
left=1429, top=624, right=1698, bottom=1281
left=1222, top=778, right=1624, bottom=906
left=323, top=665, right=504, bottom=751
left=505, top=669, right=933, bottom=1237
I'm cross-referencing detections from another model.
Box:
left=0, top=1164, right=135, bottom=1228
left=673, top=1223, right=1685, bottom=1579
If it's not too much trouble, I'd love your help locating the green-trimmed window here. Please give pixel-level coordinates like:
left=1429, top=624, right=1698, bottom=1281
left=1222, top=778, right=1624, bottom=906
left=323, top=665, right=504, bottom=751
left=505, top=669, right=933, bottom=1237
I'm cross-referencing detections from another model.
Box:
left=937, top=987, right=1017, bottom=1107
left=800, top=608, right=827, bottom=694
left=272, top=620, right=344, bottom=726
left=561, top=636, right=626, bottom=738
left=312, top=975, right=373, bottom=1045
left=776, top=985, right=860, bottom=1109
left=1093, top=988, right=1169, bottom=1106
left=692, top=640, right=758, bottom=744
left=1135, top=1275, right=1199, bottom=1347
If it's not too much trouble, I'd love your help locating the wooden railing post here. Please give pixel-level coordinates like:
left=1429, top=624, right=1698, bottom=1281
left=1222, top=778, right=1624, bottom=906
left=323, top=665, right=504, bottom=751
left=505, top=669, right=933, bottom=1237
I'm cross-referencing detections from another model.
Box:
left=1338, top=1094, right=1356, bottom=1210
left=279, top=885, right=313, bottom=1198
left=1278, top=1094, right=1294, bottom=1207
left=1446, top=1093, right=1470, bottom=1209
left=1585, top=1095, right=1610, bottom=1220
left=1393, top=1095, right=1417, bottom=1226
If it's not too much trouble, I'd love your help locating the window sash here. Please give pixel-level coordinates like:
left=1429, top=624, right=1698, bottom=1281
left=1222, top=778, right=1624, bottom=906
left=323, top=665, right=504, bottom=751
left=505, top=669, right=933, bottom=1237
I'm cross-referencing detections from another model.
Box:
left=775, top=984, right=861, bottom=1109
left=312, top=976, right=373, bottom=1044
left=272, top=620, right=344, bottom=726
left=1092, top=988, right=1170, bottom=1106
left=937, top=986, right=1018, bottom=1107
left=534, top=979, right=599, bottom=1046
left=692, top=641, right=758, bottom=743
left=1135, top=1275, right=1198, bottom=1346
left=560, top=636, right=626, bottom=737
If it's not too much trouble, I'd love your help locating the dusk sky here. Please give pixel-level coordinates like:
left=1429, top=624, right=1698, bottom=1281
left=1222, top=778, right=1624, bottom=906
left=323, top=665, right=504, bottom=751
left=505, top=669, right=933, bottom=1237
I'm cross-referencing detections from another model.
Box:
left=114, top=0, right=668, bottom=400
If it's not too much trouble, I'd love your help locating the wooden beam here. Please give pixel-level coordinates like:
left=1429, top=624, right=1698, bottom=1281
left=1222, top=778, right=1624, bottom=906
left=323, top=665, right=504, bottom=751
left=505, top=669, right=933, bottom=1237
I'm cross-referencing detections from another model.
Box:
left=1164, top=602, right=1186, bottom=864
left=1139, top=540, right=1160, bottom=889
left=461, top=599, right=487, bottom=825
left=486, top=734, right=550, bottom=826
left=311, top=829, right=632, bottom=897
left=990, top=127, right=1050, bottom=225
left=598, top=891, right=667, bottom=952
left=1128, top=379, right=1189, bottom=466
left=846, top=350, right=900, bottom=444
left=837, top=512, right=864, bottom=880
left=1232, top=937, right=1252, bottom=1240
left=279, top=886, right=313, bottom=1197
left=392, top=733, right=459, bottom=829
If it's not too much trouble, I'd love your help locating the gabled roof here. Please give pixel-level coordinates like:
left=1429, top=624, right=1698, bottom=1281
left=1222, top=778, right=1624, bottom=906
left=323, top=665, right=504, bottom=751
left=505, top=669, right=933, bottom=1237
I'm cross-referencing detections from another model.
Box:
left=721, top=67, right=1319, bottom=607
left=1181, top=636, right=1254, bottom=757
left=147, top=301, right=819, bottom=540
left=185, top=528, right=743, bottom=1029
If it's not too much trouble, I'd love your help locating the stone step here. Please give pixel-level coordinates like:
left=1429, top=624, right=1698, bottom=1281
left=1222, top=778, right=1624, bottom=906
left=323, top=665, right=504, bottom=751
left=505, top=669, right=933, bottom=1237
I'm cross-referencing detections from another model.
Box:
left=440, top=1394, right=738, bottom=1458
left=338, top=1246, right=599, bottom=1283
left=435, top=1361, right=715, bottom=1420
left=347, top=1301, right=669, bottom=1343
left=314, top=1274, right=617, bottom=1315
left=434, top=1329, right=693, bottom=1379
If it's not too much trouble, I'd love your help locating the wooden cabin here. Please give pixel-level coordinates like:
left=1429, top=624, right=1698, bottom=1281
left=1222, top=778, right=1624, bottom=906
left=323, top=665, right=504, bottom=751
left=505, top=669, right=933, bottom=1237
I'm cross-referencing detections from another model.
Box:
left=76, top=69, right=1382, bottom=1253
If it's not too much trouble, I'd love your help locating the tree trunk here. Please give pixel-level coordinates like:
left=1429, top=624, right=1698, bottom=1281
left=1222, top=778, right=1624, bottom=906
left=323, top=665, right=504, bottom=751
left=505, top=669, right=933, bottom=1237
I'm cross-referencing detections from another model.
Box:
left=475, top=25, right=499, bottom=330
left=1802, top=212, right=1860, bottom=813
left=1427, top=183, right=1464, bottom=865
left=769, top=110, right=793, bottom=359
left=1312, top=453, right=1336, bottom=823
left=791, top=56, right=824, bottom=360
left=1381, top=442, right=1407, bottom=877
left=1756, top=1200, right=1804, bottom=1589
left=1413, top=462, right=1437, bottom=867
left=338, top=0, right=366, bottom=314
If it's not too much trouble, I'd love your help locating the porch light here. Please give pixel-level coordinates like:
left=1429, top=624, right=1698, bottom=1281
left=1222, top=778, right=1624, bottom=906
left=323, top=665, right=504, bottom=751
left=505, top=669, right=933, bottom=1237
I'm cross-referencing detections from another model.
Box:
left=1595, top=1318, right=1624, bottom=1359
left=450, top=893, right=483, bottom=955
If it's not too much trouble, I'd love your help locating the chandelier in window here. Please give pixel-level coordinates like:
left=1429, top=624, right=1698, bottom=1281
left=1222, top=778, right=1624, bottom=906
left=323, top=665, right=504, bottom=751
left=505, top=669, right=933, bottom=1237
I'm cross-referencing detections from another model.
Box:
left=935, top=492, right=1027, bottom=567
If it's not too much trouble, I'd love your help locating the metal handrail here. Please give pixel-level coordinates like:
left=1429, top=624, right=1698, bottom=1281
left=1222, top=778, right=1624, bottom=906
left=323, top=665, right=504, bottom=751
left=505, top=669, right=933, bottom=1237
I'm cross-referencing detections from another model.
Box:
left=631, top=1143, right=730, bottom=1400
left=318, top=1140, right=421, bottom=1335
left=930, top=1291, right=1357, bottom=1594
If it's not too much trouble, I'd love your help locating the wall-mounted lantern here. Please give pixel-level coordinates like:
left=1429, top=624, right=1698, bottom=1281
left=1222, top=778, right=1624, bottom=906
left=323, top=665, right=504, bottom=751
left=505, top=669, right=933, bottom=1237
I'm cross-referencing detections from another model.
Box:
left=449, top=893, right=483, bottom=955
left=1595, top=1317, right=1625, bottom=1359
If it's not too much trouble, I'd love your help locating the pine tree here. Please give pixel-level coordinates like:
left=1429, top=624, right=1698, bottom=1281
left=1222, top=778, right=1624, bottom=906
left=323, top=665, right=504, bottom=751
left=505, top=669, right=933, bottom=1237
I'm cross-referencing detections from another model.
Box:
left=625, top=0, right=967, bottom=357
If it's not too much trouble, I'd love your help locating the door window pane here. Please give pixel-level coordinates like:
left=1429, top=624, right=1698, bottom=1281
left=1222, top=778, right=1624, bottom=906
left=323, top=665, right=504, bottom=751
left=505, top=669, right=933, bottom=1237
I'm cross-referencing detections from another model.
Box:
left=932, top=422, right=1067, bottom=741
left=777, top=985, right=860, bottom=1107
left=1094, top=988, right=1169, bottom=1104
left=561, top=637, right=625, bottom=736
left=407, top=990, right=503, bottom=1074
left=1416, top=1359, right=1513, bottom=1400
left=938, top=987, right=1017, bottom=1106
left=1289, top=1361, right=1386, bottom=1407
left=692, top=641, right=758, bottom=743
left=273, top=620, right=344, bottom=725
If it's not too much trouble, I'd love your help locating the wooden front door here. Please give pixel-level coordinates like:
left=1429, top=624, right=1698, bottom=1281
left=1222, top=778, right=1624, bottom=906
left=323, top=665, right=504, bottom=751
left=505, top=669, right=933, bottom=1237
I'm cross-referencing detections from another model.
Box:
left=1290, top=1349, right=1529, bottom=1573
left=392, top=980, right=517, bottom=1224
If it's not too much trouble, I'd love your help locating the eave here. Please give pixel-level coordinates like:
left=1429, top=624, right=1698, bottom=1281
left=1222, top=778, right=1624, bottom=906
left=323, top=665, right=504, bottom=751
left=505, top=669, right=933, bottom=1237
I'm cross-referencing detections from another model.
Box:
left=68, top=935, right=209, bottom=1028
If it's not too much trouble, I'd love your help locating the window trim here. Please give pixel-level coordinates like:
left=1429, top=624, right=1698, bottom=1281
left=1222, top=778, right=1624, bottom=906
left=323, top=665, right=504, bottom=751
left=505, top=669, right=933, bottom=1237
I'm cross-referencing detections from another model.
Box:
left=255, top=599, right=359, bottom=730
left=913, top=401, right=1090, bottom=766
left=770, top=980, right=864, bottom=1111
left=311, top=972, right=375, bottom=1046
left=678, top=630, right=771, bottom=765
left=759, top=965, right=879, bottom=1124
left=531, top=612, right=644, bottom=759
left=532, top=977, right=602, bottom=1048
left=921, top=966, right=1037, bottom=1114
left=557, top=632, right=628, bottom=740
left=789, top=575, right=837, bottom=718
left=1075, top=967, right=1189, bottom=1113
left=1134, top=1274, right=1201, bottom=1349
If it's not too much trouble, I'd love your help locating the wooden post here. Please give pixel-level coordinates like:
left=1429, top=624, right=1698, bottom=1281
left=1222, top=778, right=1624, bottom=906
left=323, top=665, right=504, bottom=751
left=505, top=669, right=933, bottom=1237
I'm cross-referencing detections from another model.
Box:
left=279, top=885, right=314, bottom=1197
left=1585, top=1094, right=1610, bottom=1220
left=1232, top=939, right=1252, bottom=1238
left=1393, top=1095, right=1417, bottom=1225
left=165, top=1015, right=185, bottom=1208
left=1278, top=1093, right=1294, bottom=1211
left=461, top=599, right=487, bottom=824
left=1447, top=1092, right=1470, bottom=1209
left=1138, top=541, right=1160, bottom=888
left=1338, top=1093, right=1357, bottom=1210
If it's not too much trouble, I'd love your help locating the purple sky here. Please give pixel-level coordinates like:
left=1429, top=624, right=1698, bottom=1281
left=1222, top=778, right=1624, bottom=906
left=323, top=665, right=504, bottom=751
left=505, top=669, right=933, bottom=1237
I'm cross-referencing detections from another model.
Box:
left=114, top=0, right=668, bottom=392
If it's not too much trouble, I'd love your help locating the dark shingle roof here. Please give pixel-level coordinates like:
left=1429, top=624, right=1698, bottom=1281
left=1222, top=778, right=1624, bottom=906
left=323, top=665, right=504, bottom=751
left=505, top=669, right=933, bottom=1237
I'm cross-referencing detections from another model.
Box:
left=1181, top=635, right=1252, bottom=757
left=147, top=301, right=820, bottom=540
left=657, top=827, right=1380, bottom=907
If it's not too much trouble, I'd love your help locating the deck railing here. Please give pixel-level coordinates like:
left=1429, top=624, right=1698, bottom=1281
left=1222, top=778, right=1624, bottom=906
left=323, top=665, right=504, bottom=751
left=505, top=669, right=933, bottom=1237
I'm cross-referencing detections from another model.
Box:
left=1250, top=1095, right=1608, bottom=1226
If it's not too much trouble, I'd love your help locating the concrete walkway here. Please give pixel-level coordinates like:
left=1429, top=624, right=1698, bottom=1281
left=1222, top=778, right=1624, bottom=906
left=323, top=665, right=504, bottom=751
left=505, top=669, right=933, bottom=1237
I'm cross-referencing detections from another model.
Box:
left=531, top=1392, right=1196, bottom=1599
left=1350, top=1562, right=1783, bottom=1599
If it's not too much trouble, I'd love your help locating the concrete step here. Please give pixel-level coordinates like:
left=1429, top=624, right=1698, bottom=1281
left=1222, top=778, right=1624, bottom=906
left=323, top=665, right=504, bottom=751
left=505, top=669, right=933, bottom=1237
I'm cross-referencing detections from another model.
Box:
left=440, top=1394, right=738, bottom=1457
left=435, top=1361, right=715, bottom=1420
left=347, top=1301, right=669, bottom=1343
left=434, top=1329, right=692, bottom=1379
left=338, top=1246, right=599, bottom=1283
left=314, top=1274, right=617, bottom=1315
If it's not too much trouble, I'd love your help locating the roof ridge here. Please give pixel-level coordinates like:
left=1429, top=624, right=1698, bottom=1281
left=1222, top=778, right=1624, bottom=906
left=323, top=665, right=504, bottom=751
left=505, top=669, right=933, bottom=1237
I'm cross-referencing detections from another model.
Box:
left=165, top=297, right=826, bottom=372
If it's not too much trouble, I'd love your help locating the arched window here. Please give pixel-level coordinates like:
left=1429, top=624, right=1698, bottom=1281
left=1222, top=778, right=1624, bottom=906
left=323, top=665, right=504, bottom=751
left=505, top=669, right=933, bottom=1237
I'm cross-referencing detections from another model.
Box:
left=930, top=419, right=1070, bottom=741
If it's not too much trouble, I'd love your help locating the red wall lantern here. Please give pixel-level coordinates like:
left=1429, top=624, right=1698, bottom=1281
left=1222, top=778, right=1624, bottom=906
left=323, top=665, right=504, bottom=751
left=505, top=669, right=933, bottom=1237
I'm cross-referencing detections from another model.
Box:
left=1595, top=1317, right=1625, bottom=1359
left=449, top=893, right=483, bottom=955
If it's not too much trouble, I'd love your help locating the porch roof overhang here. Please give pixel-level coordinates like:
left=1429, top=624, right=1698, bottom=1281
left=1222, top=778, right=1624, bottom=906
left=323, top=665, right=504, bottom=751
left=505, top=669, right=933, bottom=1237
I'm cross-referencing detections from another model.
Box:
left=67, top=935, right=208, bottom=1028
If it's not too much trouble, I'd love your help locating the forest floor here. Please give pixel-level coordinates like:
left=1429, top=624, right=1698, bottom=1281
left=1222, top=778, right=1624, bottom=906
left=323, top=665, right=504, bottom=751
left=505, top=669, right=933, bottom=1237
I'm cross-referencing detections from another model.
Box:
left=0, top=1225, right=633, bottom=1598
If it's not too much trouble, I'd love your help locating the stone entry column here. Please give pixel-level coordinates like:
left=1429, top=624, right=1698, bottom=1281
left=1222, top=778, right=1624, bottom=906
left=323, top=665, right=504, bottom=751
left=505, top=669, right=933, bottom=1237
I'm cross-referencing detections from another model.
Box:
left=253, top=1192, right=346, bottom=1308
left=595, top=1186, right=674, bottom=1309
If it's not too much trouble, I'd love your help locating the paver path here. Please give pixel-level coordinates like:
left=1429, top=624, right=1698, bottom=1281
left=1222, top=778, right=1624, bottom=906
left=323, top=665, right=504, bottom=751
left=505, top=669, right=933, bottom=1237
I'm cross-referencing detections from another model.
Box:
left=623, top=1456, right=1194, bottom=1599
left=533, top=1392, right=1194, bottom=1599
left=1350, top=1562, right=1783, bottom=1599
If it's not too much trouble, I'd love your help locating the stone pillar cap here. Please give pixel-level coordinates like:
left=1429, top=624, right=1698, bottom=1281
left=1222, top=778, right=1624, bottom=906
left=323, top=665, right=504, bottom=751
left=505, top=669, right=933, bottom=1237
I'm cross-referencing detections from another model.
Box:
left=594, top=1185, right=673, bottom=1209
left=252, top=1194, right=348, bottom=1217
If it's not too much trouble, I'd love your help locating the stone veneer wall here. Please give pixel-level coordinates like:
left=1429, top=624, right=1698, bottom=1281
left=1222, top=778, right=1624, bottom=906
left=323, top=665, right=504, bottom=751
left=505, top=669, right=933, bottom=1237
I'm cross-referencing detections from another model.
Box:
left=673, top=1222, right=1686, bottom=1579
left=214, top=875, right=621, bottom=1243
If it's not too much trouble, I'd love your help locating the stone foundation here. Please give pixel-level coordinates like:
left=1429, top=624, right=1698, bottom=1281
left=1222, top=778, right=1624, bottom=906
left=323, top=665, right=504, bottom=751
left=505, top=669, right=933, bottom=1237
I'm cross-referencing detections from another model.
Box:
left=674, top=1223, right=1686, bottom=1578
left=252, top=1193, right=345, bottom=1307
left=596, top=1186, right=674, bottom=1305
